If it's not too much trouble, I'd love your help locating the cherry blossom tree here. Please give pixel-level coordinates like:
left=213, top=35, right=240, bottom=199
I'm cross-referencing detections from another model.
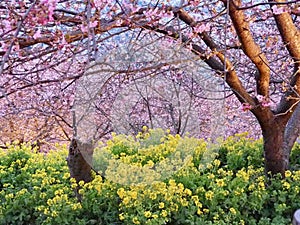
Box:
left=1, top=0, right=300, bottom=179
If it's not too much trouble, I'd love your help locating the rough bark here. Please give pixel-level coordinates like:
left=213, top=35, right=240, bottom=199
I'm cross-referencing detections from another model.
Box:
left=228, top=0, right=270, bottom=97
left=261, top=103, right=300, bottom=178
left=262, top=121, right=288, bottom=176
left=67, top=138, right=94, bottom=201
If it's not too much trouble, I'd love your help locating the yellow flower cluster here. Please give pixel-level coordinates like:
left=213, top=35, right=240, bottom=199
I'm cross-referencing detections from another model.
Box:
left=97, top=130, right=201, bottom=186
left=236, top=169, right=250, bottom=182
left=2, top=132, right=300, bottom=225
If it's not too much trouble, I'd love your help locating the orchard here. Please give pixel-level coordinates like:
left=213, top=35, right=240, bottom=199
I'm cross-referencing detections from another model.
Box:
left=0, top=0, right=300, bottom=224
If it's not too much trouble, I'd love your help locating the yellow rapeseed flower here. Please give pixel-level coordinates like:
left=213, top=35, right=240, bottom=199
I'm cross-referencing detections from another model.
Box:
left=282, top=181, right=290, bottom=189
left=216, top=179, right=225, bottom=187
left=191, top=195, right=199, bottom=203
left=227, top=170, right=233, bottom=176
left=144, top=211, right=152, bottom=218
left=119, top=213, right=125, bottom=220
left=169, top=179, right=177, bottom=187
left=217, top=168, right=226, bottom=176
left=258, top=181, right=265, bottom=190
left=47, top=199, right=53, bottom=206
left=63, top=173, right=70, bottom=179
left=117, top=188, right=125, bottom=199
left=236, top=169, right=249, bottom=182
left=213, top=214, right=219, bottom=221
left=51, top=210, right=58, bottom=217
left=36, top=206, right=44, bottom=212
left=94, top=184, right=101, bottom=192
left=164, top=192, right=172, bottom=201
left=213, top=159, right=221, bottom=167
left=205, top=191, right=214, bottom=200
left=132, top=217, right=140, bottom=224
left=161, top=210, right=168, bottom=217
left=159, top=202, right=165, bottom=209
left=147, top=160, right=154, bottom=168
left=285, top=170, right=292, bottom=178
left=292, top=171, right=300, bottom=181
left=222, top=190, right=229, bottom=197
left=197, top=187, right=205, bottom=193
left=207, top=173, right=215, bottom=179
left=180, top=198, right=189, bottom=206
left=178, top=183, right=184, bottom=193
left=43, top=208, right=49, bottom=215
left=122, top=197, right=130, bottom=205
left=207, top=163, right=213, bottom=169
left=3, top=183, right=10, bottom=188
left=184, top=188, right=192, bottom=196
left=54, top=189, right=63, bottom=196
left=41, top=179, right=49, bottom=186
left=78, top=189, right=84, bottom=195
left=196, top=201, right=203, bottom=208
left=149, top=192, right=157, bottom=200
left=234, top=187, right=244, bottom=196
left=197, top=209, right=203, bottom=215
left=229, top=207, right=237, bottom=215
left=5, top=193, right=14, bottom=199
left=71, top=203, right=82, bottom=210
left=129, top=190, right=138, bottom=199
left=248, top=184, right=255, bottom=191
left=203, top=208, right=209, bottom=214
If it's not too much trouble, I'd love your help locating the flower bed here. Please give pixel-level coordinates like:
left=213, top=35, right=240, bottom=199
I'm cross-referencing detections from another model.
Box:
left=0, top=130, right=299, bottom=225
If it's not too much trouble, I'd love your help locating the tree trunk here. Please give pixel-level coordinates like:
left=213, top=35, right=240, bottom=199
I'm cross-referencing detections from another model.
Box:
left=67, top=138, right=94, bottom=201
left=260, top=105, right=300, bottom=177
left=262, top=123, right=289, bottom=176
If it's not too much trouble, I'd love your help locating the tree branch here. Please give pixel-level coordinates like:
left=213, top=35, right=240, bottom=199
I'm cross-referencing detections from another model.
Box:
left=173, top=8, right=255, bottom=107
left=271, top=0, right=300, bottom=120
left=228, top=0, right=271, bottom=97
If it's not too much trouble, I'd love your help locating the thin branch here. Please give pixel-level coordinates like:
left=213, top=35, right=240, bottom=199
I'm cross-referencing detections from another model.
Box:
left=231, top=0, right=299, bottom=10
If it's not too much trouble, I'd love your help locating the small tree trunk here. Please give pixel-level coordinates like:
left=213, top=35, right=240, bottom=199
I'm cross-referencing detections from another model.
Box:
left=67, top=138, right=94, bottom=201
left=283, top=104, right=300, bottom=159
left=262, top=124, right=289, bottom=176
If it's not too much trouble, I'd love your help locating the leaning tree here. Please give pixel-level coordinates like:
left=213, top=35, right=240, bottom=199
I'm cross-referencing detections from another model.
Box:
left=0, top=0, right=299, bottom=178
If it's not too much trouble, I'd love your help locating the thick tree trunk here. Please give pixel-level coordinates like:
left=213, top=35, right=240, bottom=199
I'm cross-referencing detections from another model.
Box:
left=260, top=105, right=300, bottom=177
left=262, top=124, right=289, bottom=176
left=67, top=138, right=94, bottom=201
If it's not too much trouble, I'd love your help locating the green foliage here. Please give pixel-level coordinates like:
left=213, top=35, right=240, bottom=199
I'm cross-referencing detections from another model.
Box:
left=0, top=131, right=299, bottom=225
left=290, top=142, right=300, bottom=170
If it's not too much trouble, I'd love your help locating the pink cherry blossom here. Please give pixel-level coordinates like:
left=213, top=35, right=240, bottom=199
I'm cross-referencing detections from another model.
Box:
left=241, top=103, right=252, bottom=112
left=80, top=24, right=88, bottom=33
left=2, top=20, right=12, bottom=33
left=271, top=5, right=288, bottom=15
left=89, top=21, right=98, bottom=28
left=256, top=95, right=272, bottom=108
left=189, top=0, right=201, bottom=7
left=256, top=94, right=264, bottom=102
left=33, top=29, right=42, bottom=39
left=194, top=23, right=210, bottom=33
